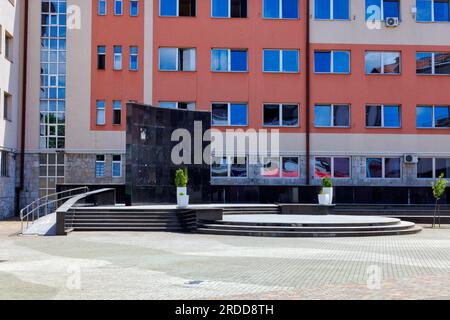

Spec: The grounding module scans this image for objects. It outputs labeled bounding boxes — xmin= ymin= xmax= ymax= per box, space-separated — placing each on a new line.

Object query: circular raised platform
xmin=197 ymin=214 xmax=422 ymax=238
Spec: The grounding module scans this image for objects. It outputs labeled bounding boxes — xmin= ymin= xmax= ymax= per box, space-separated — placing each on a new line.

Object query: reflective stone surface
xmin=126 ymin=103 xmax=211 ymax=205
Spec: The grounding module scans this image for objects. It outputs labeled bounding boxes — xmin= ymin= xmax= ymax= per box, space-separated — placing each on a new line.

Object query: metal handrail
xmin=20 ymin=186 xmax=89 ymax=234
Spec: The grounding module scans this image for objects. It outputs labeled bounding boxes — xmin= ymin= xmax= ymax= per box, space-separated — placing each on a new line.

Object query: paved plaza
xmin=0 ymin=220 xmax=449 ymax=300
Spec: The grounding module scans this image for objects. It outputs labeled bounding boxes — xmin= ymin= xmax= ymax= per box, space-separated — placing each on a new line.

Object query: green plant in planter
xmin=322 ymin=177 xmax=332 ymax=188
xmin=175 ymin=168 xmax=188 ymax=188
xmin=431 ymin=173 xmax=448 ymax=228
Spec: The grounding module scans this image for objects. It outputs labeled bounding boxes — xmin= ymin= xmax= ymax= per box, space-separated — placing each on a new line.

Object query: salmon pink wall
xmin=311 ymin=44 xmax=450 ymax=135
xmin=91 ymin=0 xmax=144 ymax=131
xmin=152 ymin=1 xmax=308 ymax=133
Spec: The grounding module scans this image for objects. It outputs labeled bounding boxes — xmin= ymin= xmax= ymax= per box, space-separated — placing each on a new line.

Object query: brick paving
xmin=0 ymin=221 xmax=448 ymax=300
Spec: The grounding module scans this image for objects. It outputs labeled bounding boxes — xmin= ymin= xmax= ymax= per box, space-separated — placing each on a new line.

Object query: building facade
xmin=0 ymin=0 xmax=23 ymax=218
xmin=2 ymin=0 xmax=450 ymax=216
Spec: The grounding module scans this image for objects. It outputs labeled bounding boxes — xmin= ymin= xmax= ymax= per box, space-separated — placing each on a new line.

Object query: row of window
xmin=97 ymin=46 xmax=139 ymax=71
xmin=156 ymin=0 xmax=450 ymax=23
xmin=95 ymin=155 xmax=123 ymax=178
xmin=98 ymin=0 xmax=140 ymax=16
xmin=96 ymin=100 xmax=124 ymax=126
xmin=211 ymin=156 xmax=450 ymax=179
xmin=158 ymin=48 xmax=450 ymax=75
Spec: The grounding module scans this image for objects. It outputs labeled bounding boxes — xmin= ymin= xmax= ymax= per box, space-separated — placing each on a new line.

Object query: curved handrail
xmin=20 ymin=187 xmax=89 ymax=234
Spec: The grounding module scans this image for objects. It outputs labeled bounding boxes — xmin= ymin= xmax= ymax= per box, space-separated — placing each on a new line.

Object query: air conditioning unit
xmin=404 ymin=154 xmax=419 ymax=164
xmin=386 ymin=17 xmax=400 ymax=27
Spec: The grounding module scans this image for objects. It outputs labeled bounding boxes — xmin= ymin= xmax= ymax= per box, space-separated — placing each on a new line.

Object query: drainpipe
xmin=305 ymin=0 xmax=311 ymax=185
xmin=16 ymin=0 xmax=29 ymax=214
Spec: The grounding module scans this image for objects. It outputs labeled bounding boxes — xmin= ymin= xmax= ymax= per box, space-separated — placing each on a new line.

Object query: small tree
xmin=322 ymin=177 xmax=332 ymax=188
xmin=175 ymin=168 xmax=188 ymax=188
xmin=431 ymin=173 xmax=448 ymax=228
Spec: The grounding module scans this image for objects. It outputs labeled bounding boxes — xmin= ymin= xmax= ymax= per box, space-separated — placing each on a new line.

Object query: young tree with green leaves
xmin=431 ymin=173 xmax=448 ymax=228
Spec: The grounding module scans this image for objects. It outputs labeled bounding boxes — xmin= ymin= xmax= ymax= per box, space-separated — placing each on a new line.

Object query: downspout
xmin=305 ymin=0 xmax=311 ymax=185
xmin=16 ymin=0 xmax=29 ymax=214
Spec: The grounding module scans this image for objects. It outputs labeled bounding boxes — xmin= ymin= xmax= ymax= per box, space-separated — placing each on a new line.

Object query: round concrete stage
xmin=197 ymin=214 xmax=422 ymax=238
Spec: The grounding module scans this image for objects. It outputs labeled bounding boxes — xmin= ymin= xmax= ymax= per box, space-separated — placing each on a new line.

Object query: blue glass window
xmin=212 ymin=0 xmax=229 ymax=17
xmin=212 ymin=103 xmax=248 ymax=126
xmin=383 ymin=105 xmax=401 ymax=127
xmin=263 ymin=104 xmax=298 ymax=127
xmin=264 ymin=0 xmax=298 ymax=19
xmin=159 ymin=48 xmax=177 ymax=70
xmin=314 ymin=105 xmax=332 ymax=127
xmin=416 ymin=106 xmax=433 ymax=127
xmin=417 ymin=0 xmax=432 ymax=21
xmin=130 ymin=0 xmax=139 ymax=16
xmin=434 ymin=0 xmax=450 ymax=21
xmin=230 ymin=104 xmax=248 ymax=126
xmin=263 ymin=49 xmax=299 ymax=72
xmin=315 ymin=51 xmax=350 ymax=73
xmin=98 ymin=0 xmax=107 ymax=15
xmin=315 ymin=0 xmax=349 ymax=19
xmin=211 ymin=49 xmax=247 ymax=72
xmin=96 ymin=155 xmax=105 ymax=178
xmin=160 ymin=0 xmax=177 ymax=16
xmin=366 ymin=158 xmax=383 ymax=178
xmin=130 ymin=46 xmax=138 ymax=71
xmin=96 ymin=101 xmax=106 ymax=125
xmin=383 ymin=0 xmax=400 ymax=19
xmin=366 ymin=105 xmax=400 ymax=127
xmin=114 ymin=0 xmax=123 ymax=15
xmin=112 ymin=155 xmax=122 ymax=177
xmin=114 ymin=46 xmax=122 ymax=70
xmin=435 ymin=106 xmax=450 ymax=127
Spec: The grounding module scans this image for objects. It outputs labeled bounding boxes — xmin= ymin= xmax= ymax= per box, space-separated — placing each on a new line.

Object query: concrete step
xmin=197 ymin=221 xmax=416 ymax=233
xmin=71 ymin=226 xmax=188 ymax=232
xmin=199 ymin=219 xmax=400 ymax=228
xmin=196 ymin=225 xmax=422 ymax=238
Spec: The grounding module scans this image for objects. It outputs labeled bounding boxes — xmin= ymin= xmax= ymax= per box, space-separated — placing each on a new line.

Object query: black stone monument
xmin=125 ymin=103 xmax=212 ymax=205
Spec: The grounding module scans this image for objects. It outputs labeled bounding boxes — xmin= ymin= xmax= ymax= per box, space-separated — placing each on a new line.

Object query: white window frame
xmin=211 ymin=0 xmax=247 ymax=18
xmin=211 ymin=102 xmax=248 ymax=127
xmin=314 ymin=156 xmax=352 ymax=179
xmin=417 ymin=157 xmax=450 ymax=179
xmin=315 ymin=0 xmax=350 ymax=20
xmin=417 ymin=105 xmax=450 ymax=128
xmin=366 ymin=104 xmax=401 ymax=128
xmin=366 ymin=157 xmax=402 ymax=179
xmin=211 ymin=156 xmax=248 ymax=178
xmin=159 ymin=47 xmax=196 ymax=71
xmin=365 ymin=51 xmax=401 ymax=75
xmin=314 ymin=104 xmax=350 ymax=128
xmin=114 ymin=0 xmax=123 ymax=15
xmin=417 ymin=52 xmax=450 ymax=75
xmin=130 ymin=0 xmax=139 ymax=16
xmin=262 ymin=103 xmax=299 ymax=127
xmin=112 ymin=155 xmax=122 ymax=178
xmin=260 ymin=156 xmax=300 ymax=178
xmin=98 ymin=0 xmax=107 ymax=15
xmin=263 ymin=0 xmax=299 ymax=19
xmin=113 ymin=46 xmax=122 ymax=70
xmin=130 ymin=46 xmax=139 ymax=71
xmin=423 ymin=0 xmax=450 ymax=22
xmin=211 ymin=48 xmax=248 ymax=72
xmin=96 ymin=100 xmax=106 ymax=126
xmin=314 ymin=50 xmax=350 ymax=74
xmin=96 ymin=155 xmax=106 ymax=178
xmin=263 ymin=49 xmax=300 ymax=73
xmin=159 ymin=0 xmax=196 ymax=17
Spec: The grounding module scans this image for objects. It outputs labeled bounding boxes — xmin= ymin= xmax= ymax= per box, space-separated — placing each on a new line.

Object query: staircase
xmin=222 ymin=205 xmax=281 ymax=215
xmin=65 ymin=207 xmax=197 ymax=232
xmin=197 ymin=216 xmax=422 ymax=237
xmin=334 ymin=204 xmax=450 ymax=224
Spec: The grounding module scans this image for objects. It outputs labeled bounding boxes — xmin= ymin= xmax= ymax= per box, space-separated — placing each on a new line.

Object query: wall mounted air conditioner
xmin=385 ymin=17 xmax=400 ymax=27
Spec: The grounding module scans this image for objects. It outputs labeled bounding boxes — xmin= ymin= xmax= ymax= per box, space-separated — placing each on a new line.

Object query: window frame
xmin=159 ymin=47 xmax=197 ymax=71
xmin=416 ymin=105 xmax=450 ymax=129
xmin=260 ymin=156 xmax=300 ymax=178
xmin=211 ymin=48 xmax=248 ymax=72
xmin=365 ymin=51 xmax=401 ymax=75
xmin=96 ymin=100 xmax=106 ymax=126
xmin=113 ymin=45 xmax=123 ymax=70
xmin=366 ymin=157 xmax=402 ymax=179
xmin=314 ymin=156 xmax=352 ymax=179
xmin=263 ymin=49 xmax=300 ymax=73
xmin=365 ymin=104 xmax=401 ymax=128
xmin=262 ymin=103 xmax=300 ymax=127
xmin=98 ymin=0 xmax=107 ymax=15
xmin=262 ymin=0 xmax=300 ymax=20
xmin=159 ymin=0 xmax=197 ymax=17
xmin=211 ymin=0 xmax=248 ymax=18
xmin=211 ymin=156 xmax=248 ymax=178
xmin=112 ymin=155 xmax=122 ymax=178
xmin=211 ymin=102 xmax=249 ymax=127
xmin=416 ymin=52 xmax=450 ymax=75
xmin=314 ymin=50 xmax=351 ymax=74
xmin=114 ymin=0 xmax=123 ymax=15
xmin=129 ymin=46 xmax=139 ymax=71
xmin=314 ymin=0 xmax=350 ymax=20
xmin=314 ymin=104 xmax=350 ymax=128
xmin=417 ymin=0 xmax=450 ymax=22
xmin=130 ymin=0 xmax=139 ymax=16
xmin=0 ymin=151 xmax=10 ymax=178
xmin=95 ymin=155 xmax=106 ymax=178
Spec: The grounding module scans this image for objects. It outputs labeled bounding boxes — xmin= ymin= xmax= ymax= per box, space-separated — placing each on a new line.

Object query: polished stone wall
xmin=126 ymin=104 xmax=212 ymax=205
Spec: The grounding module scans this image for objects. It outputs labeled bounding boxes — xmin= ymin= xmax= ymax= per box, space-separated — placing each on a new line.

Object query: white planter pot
xmin=177 ymin=195 xmax=190 ymax=208
xmin=177 ymin=187 xmax=187 ymax=202
xmin=318 ymin=194 xmax=330 ymax=206
xmin=322 ymin=187 xmax=333 ymax=205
